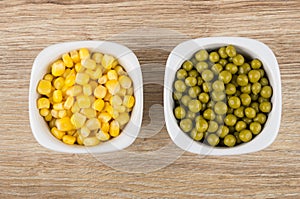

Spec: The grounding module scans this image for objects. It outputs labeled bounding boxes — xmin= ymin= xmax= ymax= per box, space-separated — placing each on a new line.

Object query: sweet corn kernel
xmin=64 ymin=70 xmax=76 ymax=87
xmin=96 ymin=130 xmax=110 ymax=141
xmin=75 ymin=73 xmax=90 ymax=85
xmin=81 ymin=58 xmax=96 ymax=70
xmin=105 ymin=80 xmax=120 ymax=95
xmin=53 ymin=90 xmax=63 ymax=103
xmin=77 ymin=95 xmax=91 ymax=108
xmin=64 ymin=96 xmax=74 ymax=109
xmin=80 ymin=126 xmax=90 ymax=137
xmin=101 ymin=54 xmax=115 ymax=70
xmin=53 ymin=77 xmax=65 ymax=90
xmin=98 ymin=112 xmax=112 ymax=123
xmin=37 ymin=80 xmax=52 ymax=95
xmin=75 ymin=62 xmax=84 ymax=73
xmin=49 ymin=119 xmax=56 ymax=128
xmin=62 ymin=135 xmax=76 ymax=145
xmin=62 ymin=53 xmax=73 ymax=68
xmin=94 ymin=85 xmax=107 ymax=99
xmin=51 ymin=109 xmax=59 ymax=118
xmin=127 ymin=87 xmax=134 ymax=96
xmin=51 ymin=127 xmax=65 ymax=140
xmin=80 ymin=108 xmax=97 ymax=119
xmin=63 ymin=68 xmax=71 ymax=78
xmin=93 ymin=99 xmax=105 ymax=112
xmin=110 ymin=95 xmax=122 ymax=106
xmin=58 ymin=110 xmax=67 ymax=118
xmin=83 ymin=84 xmax=92 ymax=96
xmin=77 ymin=134 xmax=84 ymax=145
xmin=114 ymin=105 xmax=126 ymax=113
xmin=117 ymin=88 xmax=127 ymax=97
xmin=100 ymin=122 xmax=110 ymax=133
xmin=114 ymin=65 xmax=127 ymax=76
xmin=53 ymin=102 xmax=64 ymax=110
xmin=107 ymin=70 xmax=118 ymax=80
xmin=104 ymin=92 xmax=112 ymax=102
xmin=73 ymin=131 xmax=79 ymax=137
xmin=44 ymin=73 xmax=54 ymax=81
xmin=67 ymin=130 xmax=76 ymax=136
xmin=70 ymin=50 xmax=80 ymax=63
xmin=109 ymin=120 xmax=120 ymax=137
xmin=119 ymin=75 xmax=132 ymax=89
xmin=45 ymin=112 xmax=52 ymax=121
xmin=66 ymin=85 xmax=82 ymax=97
xmin=37 ymin=97 xmax=50 ymax=109
xmin=40 ymin=108 xmax=50 ymax=117
xmin=83 ymin=137 xmax=100 ymax=146
xmin=79 ymin=48 xmax=90 ymax=60
xmin=71 ymin=102 xmax=80 ymax=113
xmin=116 ymin=112 xmax=130 ymax=126
xmin=123 ymin=95 xmax=135 ymax=108
xmin=89 ymin=95 xmax=96 ymax=104
xmin=61 ymin=85 xmax=69 ymax=95
xmin=88 ymin=67 xmax=102 ymax=80
xmin=51 ymin=60 xmax=65 ymax=77
xmin=86 ymin=118 xmax=100 ymax=130
xmin=89 ymin=81 xmax=98 ymax=91
xmin=66 ymin=109 xmax=73 ymax=117
xmin=56 ymin=117 xmax=74 ymax=131
xmin=71 ymin=112 xmax=86 ymax=129
xmin=92 ymin=52 xmax=103 ymax=64
xmin=112 ymin=59 xmax=119 ymax=68
xmin=98 ymin=75 xmax=107 ymax=84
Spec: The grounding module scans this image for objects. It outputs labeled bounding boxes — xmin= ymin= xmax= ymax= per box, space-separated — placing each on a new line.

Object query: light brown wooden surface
xmin=1 ymin=0 xmax=300 ymax=198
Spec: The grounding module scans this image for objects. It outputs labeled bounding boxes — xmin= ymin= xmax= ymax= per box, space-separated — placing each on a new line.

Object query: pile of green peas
xmin=173 ymin=45 xmax=273 ymax=147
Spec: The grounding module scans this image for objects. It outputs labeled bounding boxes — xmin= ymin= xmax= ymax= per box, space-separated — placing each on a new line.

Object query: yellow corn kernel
xmin=71 ymin=102 xmax=80 ymax=113
xmin=66 ymin=109 xmax=73 ymax=117
xmin=117 ymin=88 xmax=127 ymax=97
xmin=62 ymin=53 xmax=73 ymax=68
xmin=114 ymin=105 xmax=126 ymax=113
xmin=53 ymin=102 xmax=64 ymax=110
xmin=62 ymin=135 xmax=76 ymax=145
xmin=94 ymin=85 xmax=107 ymax=99
xmin=116 ymin=112 xmax=130 ymax=126
xmin=105 ymin=104 xmax=118 ymax=119
xmin=56 ymin=117 xmax=74 ymax=131
xmin=96 ymin=130 xmax=110 ymax=141
xmin=103 ymin=102 xmax=112 ymax=112
xmin=64 ymin=70 xmax=76 ymax=87
xmin=104 ymin=92 xmax=112 ymax=102
xmin=75 ymin=62 xmax=84 ymax=73
xmin=88 ymin=67 xmax=102 ymax=80
xmin=51 ymin=109 xmax=59 ymax=118
xmin=127 ymin=87 xmax=134 ymax=96
xmin=73 ymin=131 xmax=79 ymax=137
xmin=70 ymin=50 xmax=80 ymax=63
xmin=37 ymin=97 xmax=50 ymax=109
xmin=89 ymin=95 xmax=96 ymax=104
xmin=40 ymin=108 xmax=50 ymax=117
xmin=105 ymin=80 xmax=120 ymax=95
xmin=51 ymin=127 xmax=65 ymax=140
xmin=110 ymin=95 xmax=122 ymax=106
xmin=51 ymin=60 xmax=65 ymax=77
xmin=58 ymin=110 xmax=67 ymax=118
xmin=80 ymin=125 xmax=90 ymax=137
xmin=37 ymin=80 xmax=52 ymax=95
xmin=71 ymin=112 xmax=86 ymax=129
xmin=77 ymin=95 xmax=91 ymax=108
xmin=86 ymin=118 xmax=100 ymax=130
xmin=109 ymin=120 xmax=120 ymax=137
xmin=92 ymin=99 xmax=105 ymax=112
xmin=100 ymin=122 xmax=110 ymax=133
xmin=44 ymin=73 xmax=54 ymax=81
xmin=114 ymin=65 xmax=127 ymax=76
xmin=81 ymin=58 xmax=96 ymax=70
xmin=92 ymin=52 xmax=103 ymax=64
xmin=123 ymin=95 xmax=135 ymax=108
xmin=67 ymin=130 xmax=76 ymax=136
xmin=53 ymin=77 xmax=65 ymax=90
xmin=53 ymin=90 xmax=63 ymax=103
xmin=107 ymin=70 xmax=118 ymax=80
xmin=83 ymin=84 xmax=92 ymax=96
xmin=61 ymin=85 xmax=69 ymax=95
xmin=49 ymin=119 xmax=56 ymax=128
xmin=77 ymin=134 xmax=84 ymax=145
xmin=119 ymin=75 xmax=132 ymax=89
xmin=45 ymin=112 xmax=52 ymax=121
xmin=75 ymin=73 xmax=90 ymax=85
xmin=98 ymin=75 xmax=107 ymax=84
xmin=79 ymin=48 xmax=90 ymax=60
xmin=83 ymin=137 xmax=100 ymax=146
xmin=48 ymin=96 xmax=54 ymax=104
xmin=89 ymin=81 xmax=98 ymax=91
xmin=80 ymin=108 xmax=97 ymax=119
xmin=112 ymin=59 xmax=119 ymax=68
xmin=64 ymin=96 xmax=74 ymax=109
xmin=62 ymin=68 xmax=71 ymax=78
xmin=98 ymin=112 xmax=112 ymax=123
xmin=101 ymin=54 xmax=115 ymax=70
xmin=66 ymin=85 xmax=82 ymax=97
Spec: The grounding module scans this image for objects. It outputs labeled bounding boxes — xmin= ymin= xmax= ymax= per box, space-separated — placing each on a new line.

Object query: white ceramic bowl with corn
xmin=29 ymin=41 xmax=143 ymax=153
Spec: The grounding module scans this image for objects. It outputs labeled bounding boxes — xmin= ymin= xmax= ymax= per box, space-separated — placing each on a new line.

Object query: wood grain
xmin=0 ymin=0 xmax=300 ymax=198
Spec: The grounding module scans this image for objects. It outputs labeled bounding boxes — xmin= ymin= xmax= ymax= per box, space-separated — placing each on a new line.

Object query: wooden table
xmin=1 ymin=0 xmax=299 ymax=198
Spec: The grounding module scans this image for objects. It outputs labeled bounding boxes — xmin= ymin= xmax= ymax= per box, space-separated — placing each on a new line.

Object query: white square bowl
xmin=164 ymin=37 xmax=281 ymax=155
xmin=29 ymin=41 xmax=143 ymax=153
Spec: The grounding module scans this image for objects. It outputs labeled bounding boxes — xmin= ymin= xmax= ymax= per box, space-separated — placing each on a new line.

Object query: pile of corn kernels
xmin=37 ymin=48 xmax=135 ymax=146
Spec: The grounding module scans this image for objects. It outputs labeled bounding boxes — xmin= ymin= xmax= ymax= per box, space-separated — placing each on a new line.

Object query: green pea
xmin=203 ymin=109 xmax=216 ymax=120
xmin=197 ymin=76 xmax=204 ymax=86
xmin=228 ymin=96 xmax=241 ymax=109
xmin=253 ymin=113 xmax=267 ymax=124
xmin=237 ymin=74 xmax=249 ymax=86
xmin=182 ymin=60 xmax=193 ymax=71
xmin=217 ymin=125 xmax=229 ymax=138
xmin=188 ymin=69 xmax=199 ymax=77
xmin=219 ymin=58 xmax=228 ymax=66
xmin=219 ymin=70 xmax=232 ymax=84
xmin=234 ymin=131 xmax=242 ymax=144
xmin=251 ymin=93 xmax=259 ymax=101
xmin=202 ymin=82 xmax=212 ymax=92
xmin=227 ymin=107 xmax=234 ymax=114
xmin=211 ymin=63 xmax=223 ymax=75
xmin=188 ymin=99 xmax=202 ymax=113
xmin=258 ymin=96 xmax=268 ymax=103
xmin=215 ymin=114 xmax=225 ymax=124
xmin=260 ymin=77 xmax=269 ymax=86
xmin=224 ymin=114 xmax=237 ymax=126
xmin=195 ymin=49 xmax=209 ymax=61
xmin=174 ymin=106 xmax=186 ymax=119
xmin=225 ymin=83 xmax=236 ymax=95
xmin=207 ymin=101 xmax=215 ymax=109
xmin=249 ymin=122 xmax=262 ymax=135
xmin=174 ymin=80 xmax=186 ymax=92
xmin=239 ymin=129 xmax=253 ymax=142
xmin=218 ymin=47 xmax=228 ymax=59
xmin=206 ymin=133 xmax=220 ymax=146
xmin=209 ymin=52 xmax=220 ymax=63
xmin=225 ymin=63 xmax=238 ymax=74
xmin=190 ymin=128 xmax=204 ymax=141
xmin=240 ymin=93 xmax=251 ymax=106
xmin=251 ymin=59 xmax=262 ymax=69
xmin=225 ymin=45 xmax=237 ymax=58
xmin=207 ymin=121 xmax=219 ymax=133
xmin=260 ymin=86 xmax=272 ymax=98
xmin=180 ymin=118 xmax=193 ymax=133
xmin=248 ymin=70 xmax=261 ymax=83
xmin=186 ymin=111 xmax=196 ymax=120
xmin=239 ymin=63 xmax=251 ymax=75
xmin=259 ymin=101 xmax=272 ymax=113
xmin=250 ymin=102 xmax=260 ymax=113
xmin=251 ymin=82 xmax=262 ymax=95
xmin=198 ymin=92 xmax=210 ymax=103
xmin=245 ymin=107 xmax=256 ymax=119
xmin=234 ymin=106 xmax=245 ymax=118
xmin=195 ymin=118 xmax=209 ymax=133
xmin=224 ymin=134 xmax=236 ymax=147
xmin=243 ymin=117 xmax=253 ymax=125
xmin=212 ymin=80 xmax=225 ymax=92
xmin=180 ymin=95 xmax=191 ymax=106
xmin=173 ymin=91 xmax=182 ymax=100
xmin=214 ymin=101 xmax=228 ymax=115
xmin=211 ymin=90 xmax=226 ymax=101
xmin=235 ymin=121 xmax=247 ymax=132
xmin=188 ymin=86 xmax=201 ymax=98
xmin=232 ymin=54 xmax=245 ymax=66
xmin=201 ymin=69 xmax=214 ymax=82
xmin=185 ymin=76 xmax=197 ymax=87
xmin=176 ymin=69 xmax=188 ymax=79
xmin=195 ymin=61 xmax=209 ymax=73
xmin=258 ymin=69 xmax=265 ymax=77
xmin=241 ymin=84 xmax=251 ymax=94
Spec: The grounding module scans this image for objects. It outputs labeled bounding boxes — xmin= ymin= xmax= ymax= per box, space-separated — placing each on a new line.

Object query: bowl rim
xmin=164 ymin=37 xmax=282 ymax=155
xmin=29 ymin=40 xmax=143 ymax=153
